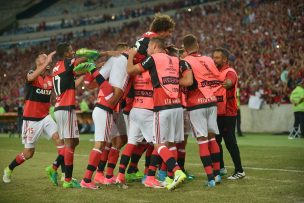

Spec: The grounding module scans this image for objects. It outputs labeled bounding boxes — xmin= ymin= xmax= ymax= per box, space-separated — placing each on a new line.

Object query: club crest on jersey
xmin=47 ymin=81 xmax=52 ymax=87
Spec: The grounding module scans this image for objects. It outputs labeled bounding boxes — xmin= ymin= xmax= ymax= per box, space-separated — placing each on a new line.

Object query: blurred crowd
xmin=0 ymin=0 xmax=303 ymax=113
xmin=2 ymin=0 xmax=209 ymax=36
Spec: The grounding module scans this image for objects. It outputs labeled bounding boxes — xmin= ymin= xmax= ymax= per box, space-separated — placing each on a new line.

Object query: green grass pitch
xmin=0 ymin=133 xmax=303 ymax=203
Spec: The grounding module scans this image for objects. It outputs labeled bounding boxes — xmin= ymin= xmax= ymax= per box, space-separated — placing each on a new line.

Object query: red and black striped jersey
xmin=52 ymin=58 xmax=76 ymax=111
xmin=23 ymin=74 xmax=53 ymax=121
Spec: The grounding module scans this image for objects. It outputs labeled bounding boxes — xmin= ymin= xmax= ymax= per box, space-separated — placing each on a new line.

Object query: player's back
xmin=52 ymin=58 xmax=76 ymax=111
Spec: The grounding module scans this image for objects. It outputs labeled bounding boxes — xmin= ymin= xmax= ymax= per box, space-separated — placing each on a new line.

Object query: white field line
xmin=1 ymin=149 xmax=304 ymax=174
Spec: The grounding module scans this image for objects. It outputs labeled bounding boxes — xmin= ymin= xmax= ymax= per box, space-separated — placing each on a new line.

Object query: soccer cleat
xmin=60 ymin=173 xmax=65 ymax=182
xmin=76 ymin=48 xmax=100 ymax=61
xmin=116 ymin=173 xmax=126 ymax=184
xmin=73 ymin=62 xmax=96 ymax=73
xmin=144 ymin=176 xmax=164 ymax=189
xmin=3 ymin=167 xmax=12 ymax=183
xmin=207 ymin=180 xmax=216 ymax=188
xmin=103 ymin=176 xmax=117 ymax=185
xmin=94 ymin=172 xmax=105 ymax=184
xmin=184 ymin=171 xmax=195 ymax=180
xmin=160 ymin=176 xmax=173 ymax=187
xmin=227 ymin=171 xmax=246 ymax=180
xmin=63 ymin=179 xmax=81 ymax=189
xmin=166 ymin=170 xmax=186 ymax=190
xmin=80 ymin=179 xmax=99 ymax=190
xmin=157 ymin=169 xmax=167 ymax=182
xmin=45 ymin=166 xmax=58 ymax=186
xmin=215 ymin=175 xmax=222 ymax=183
xmin=125 ymin=173 xmax=137 ymax=182
xmin=220 ymin=168 xmax=227 ymax=176
xmin=141 ymin=175 xmax=147 ymax=184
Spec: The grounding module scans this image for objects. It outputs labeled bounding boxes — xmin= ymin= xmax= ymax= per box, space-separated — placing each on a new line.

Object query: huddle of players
xmin=2 ymin=14 xmax=245 ymax=190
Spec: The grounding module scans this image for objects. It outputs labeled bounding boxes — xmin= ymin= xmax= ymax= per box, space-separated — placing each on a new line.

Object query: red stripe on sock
xmin=199 ymin=142 xmax=213 ymax=176
xmin=106 ymin=147 xmax=120 ymax=177
xmin=209 ymin=139 xmax=220 ymax=171
xmin=64 ymin=147 xmax=74 ymax=166
xmin=16 ymin=153 xmax=26 ymax=164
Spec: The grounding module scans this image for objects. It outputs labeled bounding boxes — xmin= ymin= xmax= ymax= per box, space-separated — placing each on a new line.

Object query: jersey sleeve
xmin=180 ymin=60 xmax=192 ymax=75
xmin=99 ymin=57 xmax=113 ymax=80
xmin=226 ymin=71 xmax=237 ymax=86
xmin=140 ymin=56 xmax=155 ymax=71
xmin=109 ymin=55 xmax=129 ymax=91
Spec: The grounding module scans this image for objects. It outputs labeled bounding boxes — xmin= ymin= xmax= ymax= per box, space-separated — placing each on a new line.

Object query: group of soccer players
xmin=2 ymin=14 xmax=245 ymax=190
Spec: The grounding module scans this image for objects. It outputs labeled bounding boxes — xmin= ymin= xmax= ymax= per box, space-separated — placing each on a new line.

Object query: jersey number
xmin=53 ymin=75 xmax=61 ymax=95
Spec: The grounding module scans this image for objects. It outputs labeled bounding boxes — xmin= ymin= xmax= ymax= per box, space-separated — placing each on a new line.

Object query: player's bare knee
xmin=208 ymin=133 xmax=216 ymax=139
xmin=197 ymin=136 xmax=208 ymax=142
xmin=94 ymin=141 xmax=105 ymax=150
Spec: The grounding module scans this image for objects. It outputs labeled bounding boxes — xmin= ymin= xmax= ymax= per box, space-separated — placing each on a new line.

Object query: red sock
xmin=198 ymin=140 xmax=214 ymax=181
xmin=144 ymin=144 xmax=154 ymax=175
xmin=169 ymin=146 xmax=178 ymax=160
xmin=105 ymin=147 xmax=120 ymax=178
xmin=97 ymin=146 xmax=110 ymax=172
xmin=119 ymin=144 xmax=136 ymax=174
xmin=64 ymin=147 xmax=75 ymax=182
xmin=127 ymin=143 xmax=146 ymax=173
xmin=160 ymin=161 xmax=167 ymax=171
xmin=52 ymin=145 xmax=65 ymax=170
xmin=176 ymin=142 xmax=186 ymax=171
xmin=16 ymin=153 xmax=26 ymax=164
xmin=8 ymin=153 xmax=26 ymax=170
xmin=157 ymin=145 xmax=180 ymax=173
xmin=83 ymin=148 xmax=102 ymax=182
xmin=147 ymin=149 xmax=161 ymax=177
xmin=208 ymin=138 xmax=220 ymax=176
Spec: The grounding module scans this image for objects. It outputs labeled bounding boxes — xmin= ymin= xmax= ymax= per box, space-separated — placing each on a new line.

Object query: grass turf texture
xmin=0 ymin=133 xmax=303 ymax=203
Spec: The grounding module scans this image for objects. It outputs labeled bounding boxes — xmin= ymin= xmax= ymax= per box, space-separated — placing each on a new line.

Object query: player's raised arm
xmin=127 ymin=48 xmax=143 ymax=75
xmin=27 ymin=51 xmax=56 ymax=82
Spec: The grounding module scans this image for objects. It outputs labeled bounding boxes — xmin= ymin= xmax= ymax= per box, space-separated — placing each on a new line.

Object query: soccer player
xmin=212 ymin=47 xmax=245 ymax=180
xmin=2 ymin=51 xmax=64 ymax=186
xmin=126 ymin=37 xmax=186 ymax=190
xmin=52 ymin=43 xmax=85 ymax=188
xmin=179 ymin=34 xmax=222 ymax=187
xmin=76 ymin=46 xmax=130 ymax=189
xmin=115 ymin=14 xmax=177 ymax=186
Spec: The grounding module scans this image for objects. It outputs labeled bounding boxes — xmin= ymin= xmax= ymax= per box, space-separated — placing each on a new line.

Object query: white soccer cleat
xmin=227 ymin=171 xmax=246 ymax=180
xmin=3 ymin=167 xmax=12 ymax=183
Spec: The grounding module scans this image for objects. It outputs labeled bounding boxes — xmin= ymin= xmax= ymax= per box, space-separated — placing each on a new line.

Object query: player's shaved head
xmin=115 ymin=42 xmax=129 ymax=51
xmin=150 ymin=14 xmax=175 ymax=33
xmin=183 ymin=34 xmax=199 ymax=52
xmin=56 ymin=43 xmax=71 ymax=58
xmin=150 ymin=37 xmax=166 ymax=50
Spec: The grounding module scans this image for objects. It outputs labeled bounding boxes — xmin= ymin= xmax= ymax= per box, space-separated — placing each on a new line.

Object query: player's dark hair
xmin=150 ymin=37 xmax=166 ymax=50
xmin=56 ymin=43 xmax=70 ymax=58
xmin=183 ymin=34 xmax=198 ymax=51
xmin=213 ymin=47 xmax=230 ymax=59
xmin=115 ymin=42 xmax=129 ymax=51
xmin=150 ymin=14 xmax=175 ymax=33
xmin=166 ymin=45 xmax=179 ymax=57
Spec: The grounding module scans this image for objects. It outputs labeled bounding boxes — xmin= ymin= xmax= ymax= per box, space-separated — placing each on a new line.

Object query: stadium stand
xmin=0 ymin=0 xmax=303 ymax=117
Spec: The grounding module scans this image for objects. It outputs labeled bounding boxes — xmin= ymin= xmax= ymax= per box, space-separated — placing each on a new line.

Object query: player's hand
xmin=128 ymin=48 xmax=137 ymax=57
xmin=45 ymin=51 xmax=56 ymax=64
xmin=76 ymin=48 xmax=100 ymax=61
xmin=73 ymin=62 xmax=96 ymax=74
xmin=223 ymin=79 xmax=233 ymax=89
